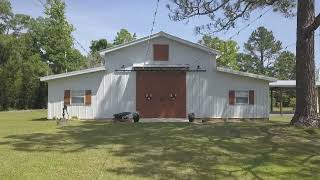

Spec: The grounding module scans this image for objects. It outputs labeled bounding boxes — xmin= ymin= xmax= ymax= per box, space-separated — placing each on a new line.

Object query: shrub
xmin=289 ymin=97 xmax=296 ymax=108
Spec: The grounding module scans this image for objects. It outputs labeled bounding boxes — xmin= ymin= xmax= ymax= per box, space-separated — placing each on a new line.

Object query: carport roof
xmin=270 ymin=80 xmax=320 ymax=88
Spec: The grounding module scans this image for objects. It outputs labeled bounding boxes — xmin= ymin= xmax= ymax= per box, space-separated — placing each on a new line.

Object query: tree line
xmin=0 ymin=0 xmax=83 ymax=110
xmin=0 ymin=0 xmax=136 ymax=111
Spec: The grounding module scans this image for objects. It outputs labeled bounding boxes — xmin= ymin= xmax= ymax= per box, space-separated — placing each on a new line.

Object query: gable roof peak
xmin=98 ymin=31 xmax=219 ymax=55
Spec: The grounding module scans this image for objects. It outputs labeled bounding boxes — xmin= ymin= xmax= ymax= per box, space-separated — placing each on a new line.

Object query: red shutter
xmin=229 ymin=90 xmax=235 ymax=105
xmin=85 ymin=90 xmax=92 ymax=105
xmin=153 ymin=44 xmax=169 ymax=61
xmin=64 ymin=90 xmax=70 ymax=105
xmin=249 ymin=90 xmax=254 ymax=105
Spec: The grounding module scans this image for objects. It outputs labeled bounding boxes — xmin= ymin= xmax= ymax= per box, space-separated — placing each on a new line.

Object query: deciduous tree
xmin=0 ymin=0 xmax=12 ymax=34
xmin=113 ymin=29 xmax=136 ymax=45
xmin=0 ymin=0 xmax=83 ymax=111
xmin=90 ymin=39 xmax=112 ymax=53
xmin=199 ymin=35 xmax=239 ymax=70
xmin=36 ymin=0 xmax=84 ymax=74
xmin=273 ymin=51 xmax=296 ymax=80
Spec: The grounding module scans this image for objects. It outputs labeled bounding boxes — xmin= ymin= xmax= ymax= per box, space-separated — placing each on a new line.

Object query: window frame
xmin=70 ymin=90 xmax=86 ymax=106
xmin=235 ymin=90 xmax=250 ymax=105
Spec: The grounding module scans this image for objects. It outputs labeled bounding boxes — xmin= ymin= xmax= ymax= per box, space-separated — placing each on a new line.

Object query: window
xmin=235 ymin=90 xmax=249 ymax=104
xmin=153 ymin=44 xmax=169 ymax=61
xmin=64 ymin=90 xmax=92 ymax=106
xmin=71 ymin=90 xmax=85 ymax=105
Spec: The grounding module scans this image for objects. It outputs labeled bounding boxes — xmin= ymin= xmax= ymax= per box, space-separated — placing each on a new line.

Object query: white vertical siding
xmin=47 ymin=71 xmax=136 ymax=119
xmin=47 ymin=71 xmax=104 ymax=119
xmin=187 ymin=69 xmax=270 ymax=118
xmin=95 ymin=71 xmax=136 ymax=119
xmin=47 ymin=35 xmax=270 ymax=119
xmin=105 ymin=36 xmax=213 ymax=72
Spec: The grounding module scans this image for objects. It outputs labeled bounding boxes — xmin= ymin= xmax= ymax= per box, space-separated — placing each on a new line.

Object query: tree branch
xmin=306 ymin=13 xmax=320 ymax=35
xmin=211 ymin=2 xmax=254 ymax=33
xmin=170 ymin=0 xmax=232 ymax=20
xmin=265 ymin=0 xmax=279 ymax=5
xmin=168 ymin=0 xmax=294 ymax=34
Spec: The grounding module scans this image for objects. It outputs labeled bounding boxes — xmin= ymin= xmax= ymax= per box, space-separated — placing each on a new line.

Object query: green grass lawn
xmin=0 ymin=110 xmax=319 ymax=180
xmin=272 ymin=107 xmax=295 ymax=113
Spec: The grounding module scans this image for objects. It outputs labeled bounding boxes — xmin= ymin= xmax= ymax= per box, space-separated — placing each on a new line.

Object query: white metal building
xmin=40 ymin=32 xmax=276 ymax=119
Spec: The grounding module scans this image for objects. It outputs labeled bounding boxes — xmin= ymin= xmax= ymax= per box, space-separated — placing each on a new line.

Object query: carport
xmin=269 ymin=80 xmax=320 ymax=115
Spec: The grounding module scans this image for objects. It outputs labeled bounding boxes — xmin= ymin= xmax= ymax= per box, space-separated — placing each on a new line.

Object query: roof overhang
xmin=99 ymin=31 xmax=219 ymax=56
xmin=217 ymin=67 xmax=277 ymax=82
xmin=40 ymin=66 xmax=106 ymax=82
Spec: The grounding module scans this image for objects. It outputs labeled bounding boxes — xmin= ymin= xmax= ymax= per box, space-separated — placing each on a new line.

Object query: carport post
xmin=280 ymin=88 xmax=283 ymax=116
xmin=270 ymin=88 xmax=273 ymax=113
xmin=318 ymin=87 xmax=320 ymax=114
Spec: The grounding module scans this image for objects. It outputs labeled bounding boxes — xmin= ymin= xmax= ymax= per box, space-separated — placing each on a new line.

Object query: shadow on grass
xmin=2 ymin=121 xmax=320 ymax=179
xmin=30 ymin=118 xmax=49 ymax=121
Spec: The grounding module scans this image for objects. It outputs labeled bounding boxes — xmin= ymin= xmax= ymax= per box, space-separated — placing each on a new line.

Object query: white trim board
xmin=40 ymin=66 xmax=106 ymax=82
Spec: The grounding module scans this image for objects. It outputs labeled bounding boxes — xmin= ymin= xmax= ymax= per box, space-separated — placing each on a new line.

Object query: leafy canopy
xmin=0 ymin=0 xmax=12 ymax=34
xmin=89 ymin=39 xmax=112 ymax=53
xmin=37 ymin=0 xmax=85 ymax=74
xmin=0 ymin=0 xmax=85 ymax=110
xmin=273 ymin=51 xmax=296 ymax=80
xmin=113 ymin=29 xmax=137 ymax=45
xmin=86 ymin=29 xmax=137 ymax=68
xmin=199 ymin=35 xmax=239 ymax=70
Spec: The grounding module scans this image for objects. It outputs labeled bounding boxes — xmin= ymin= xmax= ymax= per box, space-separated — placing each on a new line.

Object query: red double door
xmin=136 ymin=71 xmax=186 ymax=118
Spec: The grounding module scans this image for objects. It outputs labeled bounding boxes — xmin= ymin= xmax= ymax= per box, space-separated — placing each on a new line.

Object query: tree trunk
xmin=291 ymin=0 xmax=320 ymax=127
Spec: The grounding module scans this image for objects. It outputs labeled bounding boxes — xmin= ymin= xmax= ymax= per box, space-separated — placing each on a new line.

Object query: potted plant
xmin=188 ymin=113 xmax=195 ymax=122
xmin=133 ymin=112 xmax=140 ymax=123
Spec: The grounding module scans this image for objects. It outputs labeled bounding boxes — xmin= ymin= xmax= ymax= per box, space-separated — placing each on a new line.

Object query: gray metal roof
xmin=216 ymin=67 xmax=277 ymax=82
xmin=269 ymin=80 xmax=320 ymax=87
xmin=99 ymin=31 xmax=219 ymax=56
xmin=40 ymin=66 xmax=106 ymax=81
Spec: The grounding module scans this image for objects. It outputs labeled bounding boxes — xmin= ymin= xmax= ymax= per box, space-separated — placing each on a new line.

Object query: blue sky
xmin=11 ymin=0 xmax=320 ymax=64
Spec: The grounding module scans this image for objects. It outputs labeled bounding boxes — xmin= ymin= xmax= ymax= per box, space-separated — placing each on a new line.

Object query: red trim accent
xmin=64 ymin=90 xmax=70 ymax=105
xmin=153 ymin=44 xmax=169 ymax=61
xmin=85 ymin=90 xmax=92 ymax=105
xmin=249 ymin=90 xmax=254 ymax=105
xmin=229 ymin=90 xmax=235 ymax=105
